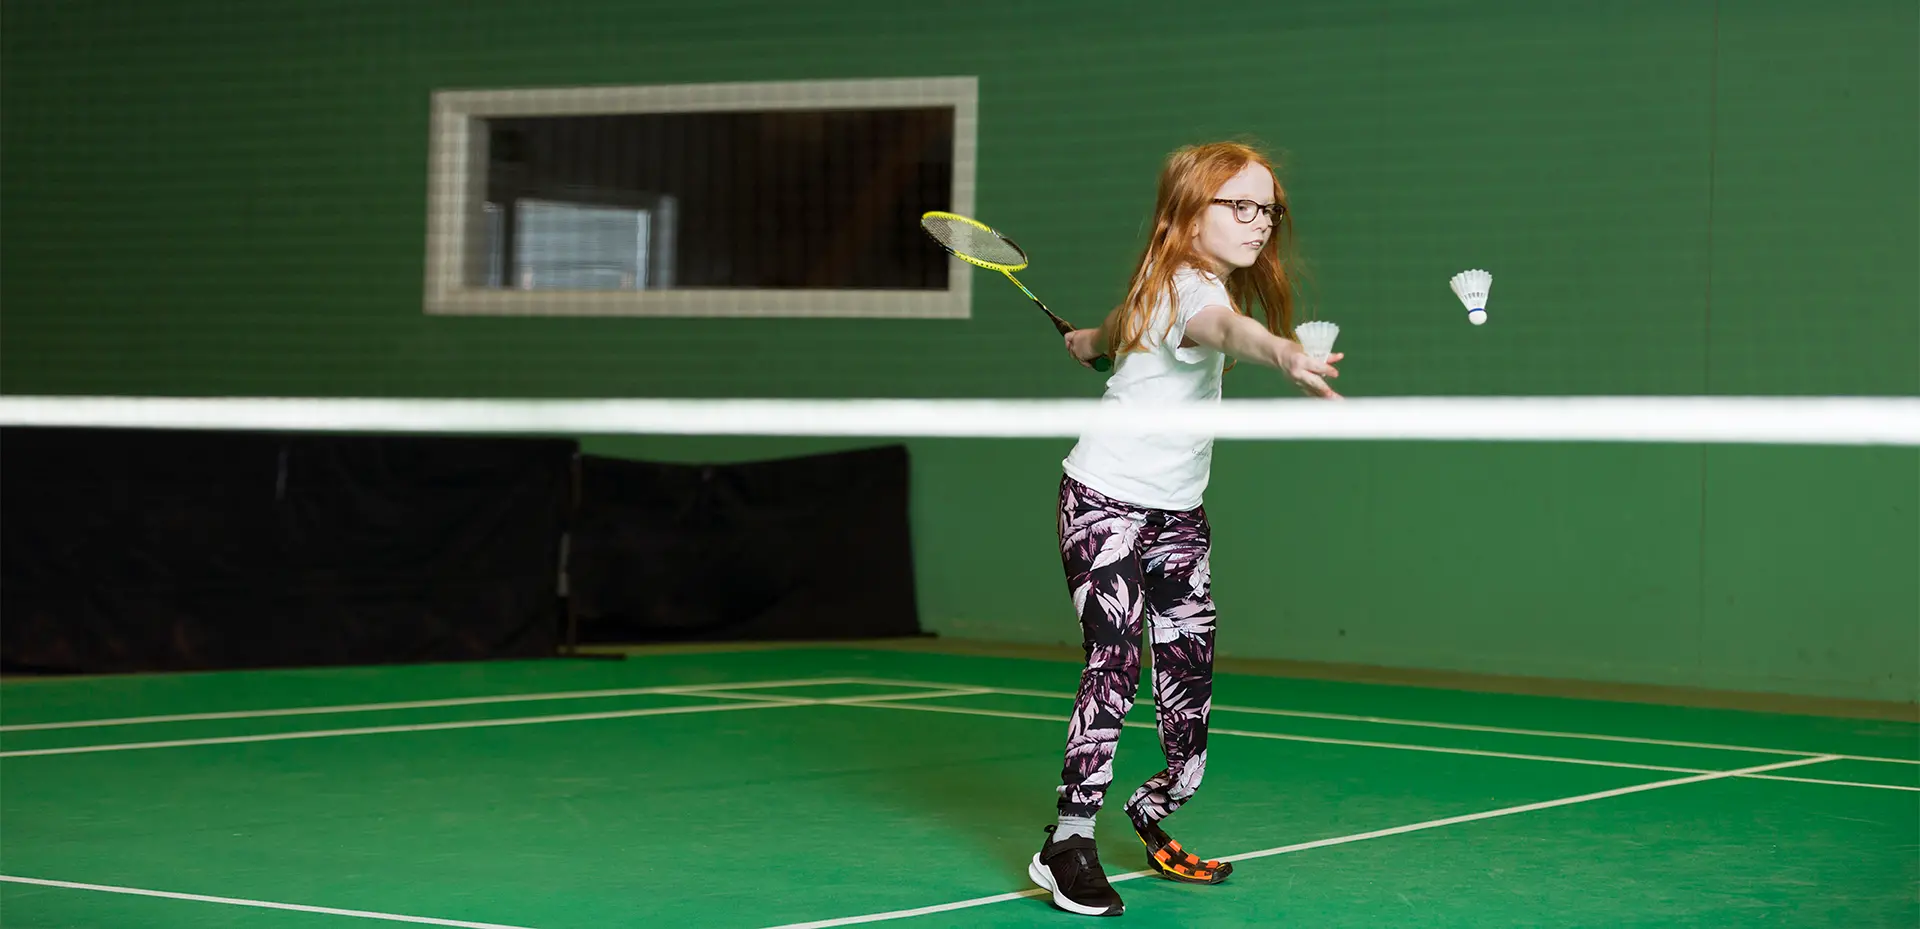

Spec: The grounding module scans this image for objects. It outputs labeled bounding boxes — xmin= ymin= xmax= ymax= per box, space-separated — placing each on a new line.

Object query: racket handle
xmin=1006 ymin=271 xmax=1108 ymax=373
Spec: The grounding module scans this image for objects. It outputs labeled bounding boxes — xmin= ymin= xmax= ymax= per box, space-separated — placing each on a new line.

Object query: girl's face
xmin=1191 ymin=161 xmax=1277 ymax=271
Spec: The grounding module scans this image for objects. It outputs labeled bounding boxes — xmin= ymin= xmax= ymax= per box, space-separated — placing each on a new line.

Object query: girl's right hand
xmin=1064 ymin=329 xmax=1105 ymax=368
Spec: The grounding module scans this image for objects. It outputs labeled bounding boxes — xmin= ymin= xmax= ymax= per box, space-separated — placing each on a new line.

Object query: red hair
xmin=1106 ymin=142 xmax=1296 ymax=359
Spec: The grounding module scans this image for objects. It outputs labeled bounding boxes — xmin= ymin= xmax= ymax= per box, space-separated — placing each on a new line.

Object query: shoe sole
xmin=1028 ymin=853 xmax=1124 ymax=917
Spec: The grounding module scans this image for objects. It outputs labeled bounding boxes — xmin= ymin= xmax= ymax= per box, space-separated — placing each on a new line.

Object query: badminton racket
xmin=920 ymin=211 xmax=1112 ymax=373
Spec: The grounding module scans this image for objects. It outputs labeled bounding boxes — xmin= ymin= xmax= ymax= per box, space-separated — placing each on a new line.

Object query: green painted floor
xmin=2 ymin=648 xmax=1915 ymax=928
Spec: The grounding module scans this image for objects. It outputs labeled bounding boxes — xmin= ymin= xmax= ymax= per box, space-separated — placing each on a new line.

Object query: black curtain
xmin=1 ymin=427 xmax=574 ymax=673
xmin=567 ymin=444 xmax=920 ymax=643
xmin=1 ymin=430 xmax=923 ymax=674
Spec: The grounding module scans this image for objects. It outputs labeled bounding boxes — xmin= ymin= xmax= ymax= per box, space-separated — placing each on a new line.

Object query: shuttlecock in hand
xmin=1295 ymin=320 xmax=1340 ymax=362
xmin=1449 ymin=269 xmax=1492 ymax=325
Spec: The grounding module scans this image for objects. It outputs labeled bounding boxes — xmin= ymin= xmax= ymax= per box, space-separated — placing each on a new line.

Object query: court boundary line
xmin=842 ymin=676 xmax=1920 ymax=766
xmin=2 ymin=755 xmax=1847 ymax=929
xmin=9 ymin=673 xmax=1908 ymax=767
xmin=0 ymin=677 xmax=862 ymax=732
xmin=752 ymin=754 xmax=1843 ymax=929
xmin=0 ymin=688 xmax=986 ymax=759
xmin=838 ymin=699 xmax=1915 ymax=792
xmin=8 ymin=688 xmax=1904 ymax=791
xmin=4 ymin=679 xmax=1911 ymax=792
xmin=0 ymin=875 xmax=543 ymax=929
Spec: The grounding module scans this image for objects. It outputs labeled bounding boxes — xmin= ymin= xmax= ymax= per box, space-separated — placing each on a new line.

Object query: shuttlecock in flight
xmin=1449 ymin=269 xmax=1492 ymax=325
xmin=1295 ymin=321 xmax=1340 ymax=362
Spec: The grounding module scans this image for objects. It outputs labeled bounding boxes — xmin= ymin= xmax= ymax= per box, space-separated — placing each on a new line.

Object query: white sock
xmin=1054 ymin=815 xmax=1096 ymax=842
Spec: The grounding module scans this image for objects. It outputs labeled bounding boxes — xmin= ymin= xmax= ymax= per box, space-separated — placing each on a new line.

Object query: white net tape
xmin=1 ymin=395 xmax=1916 ymax=445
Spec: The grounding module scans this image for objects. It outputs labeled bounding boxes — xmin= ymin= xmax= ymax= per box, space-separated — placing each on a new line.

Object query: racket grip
xmin=1092 ymin=355 xmax=1112 ymax=372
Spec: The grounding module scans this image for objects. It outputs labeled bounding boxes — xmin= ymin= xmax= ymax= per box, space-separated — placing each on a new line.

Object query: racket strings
xmin=922 ymin=216 xmax=1026 ymax=269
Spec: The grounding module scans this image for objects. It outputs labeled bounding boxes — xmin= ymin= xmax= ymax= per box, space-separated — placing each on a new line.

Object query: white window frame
xmin=423 ymin=76 xmax=978 ymax=319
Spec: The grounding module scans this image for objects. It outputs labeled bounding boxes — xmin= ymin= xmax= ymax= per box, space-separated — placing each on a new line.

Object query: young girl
xmin=1027 ymin=142 xmax=1342 ymax=917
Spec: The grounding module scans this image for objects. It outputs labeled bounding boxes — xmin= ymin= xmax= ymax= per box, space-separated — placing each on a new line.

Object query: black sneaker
xmin=1133 ymin=819 xmax=1232 ymax=884
xmin=1028 ymin=825 xmax=1125 ymax=917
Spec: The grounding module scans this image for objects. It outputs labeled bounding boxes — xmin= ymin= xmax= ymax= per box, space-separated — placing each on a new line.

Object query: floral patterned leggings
xmin=1054 ymin=475 xmax=1216 ymax=829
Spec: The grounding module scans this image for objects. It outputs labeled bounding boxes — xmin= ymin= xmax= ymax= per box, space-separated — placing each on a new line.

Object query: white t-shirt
xmin=1062 ymin=266 xmax=1230 ymax=511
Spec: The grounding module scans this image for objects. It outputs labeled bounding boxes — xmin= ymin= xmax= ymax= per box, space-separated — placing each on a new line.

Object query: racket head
xmin=920 ymin=211 xmax=1029 ymax=272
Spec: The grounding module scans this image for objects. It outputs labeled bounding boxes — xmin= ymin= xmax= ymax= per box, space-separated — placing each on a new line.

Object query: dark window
xmin=480 ymin=109 xmax=955 ymax=291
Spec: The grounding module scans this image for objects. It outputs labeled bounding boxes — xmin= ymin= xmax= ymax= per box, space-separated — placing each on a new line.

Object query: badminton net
xmin=0 ymin=395 xmax=1916 ymax=445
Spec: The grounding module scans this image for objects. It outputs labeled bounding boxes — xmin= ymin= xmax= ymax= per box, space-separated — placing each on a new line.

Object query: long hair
xmin=1106 ymin=142 xmax=1296 ymax=358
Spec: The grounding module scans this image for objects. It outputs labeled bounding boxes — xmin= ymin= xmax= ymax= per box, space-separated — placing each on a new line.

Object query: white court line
xmin=7 ymin=676 xmax=1911 ymax=791
xmin=844 ymin=676 xmax=1920 ymax=766
xmin=841 ymin=700 xmax=1918 ymax=792
xmin=754 ymin=754 xmax=1841 ymax=929
xmin=0 ymin=677 xmax=860 ymax=732
xmin=759 ymin=889 xmax=1046 ymax=929
xmin=652 ymin=687 xmax=995 ymax=705
xmin=0 ymin=700 xmax=802 ymax=758
xmin=12 ymin=686 xmax=1905 ymax=791
xmin=21 ymin=670 xmax=1902 ymax=767
xmin=1738 ymin=772 xmax=1919 ymax=792
xmin=0 ymin=875 xmax=540 ymax=928
xmin=1206 ymin=756 xmax=1843 ymax=867
xmin=0 ymin=755 xmax=1850 ymax=929
xmin=0 ymin=689 xmax=987 ymax=759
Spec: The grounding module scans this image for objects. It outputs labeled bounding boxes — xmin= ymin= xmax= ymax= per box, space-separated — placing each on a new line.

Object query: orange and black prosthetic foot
xmin=1134 ymin=820 xmax=1233 ymax=885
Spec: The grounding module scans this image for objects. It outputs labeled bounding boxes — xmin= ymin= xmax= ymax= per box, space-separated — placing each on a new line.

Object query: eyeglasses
xmin=1211 ymin=199 xmax=1287 ymax=223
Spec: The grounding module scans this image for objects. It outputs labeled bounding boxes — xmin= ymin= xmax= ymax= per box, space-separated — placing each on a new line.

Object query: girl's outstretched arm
xmin=1185 ymin=306 xmax=1344 ymax=399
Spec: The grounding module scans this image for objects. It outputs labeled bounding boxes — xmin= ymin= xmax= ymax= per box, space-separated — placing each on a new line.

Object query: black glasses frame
xmin=1210 ymin=198 xmax=1287 ymax=223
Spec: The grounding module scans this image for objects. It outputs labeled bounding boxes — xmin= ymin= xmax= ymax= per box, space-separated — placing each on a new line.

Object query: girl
xmin=1027 ymin=142 xmax=1342 ymax=917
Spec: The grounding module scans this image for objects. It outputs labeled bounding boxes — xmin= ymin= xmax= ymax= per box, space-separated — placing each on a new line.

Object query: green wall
xmin=3 ymin=0 xmax=1915 ymax=702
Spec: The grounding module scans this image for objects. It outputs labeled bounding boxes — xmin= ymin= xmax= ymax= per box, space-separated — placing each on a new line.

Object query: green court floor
xmin=2 ymin=648 xmax=1915 ymax=928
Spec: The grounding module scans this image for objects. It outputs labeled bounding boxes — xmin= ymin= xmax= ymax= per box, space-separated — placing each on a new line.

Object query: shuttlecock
xmin=1449 ymin=268 xmax=1492 ymax=325
xmin=1295 ymin=320 xmax=1339 ymax=362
